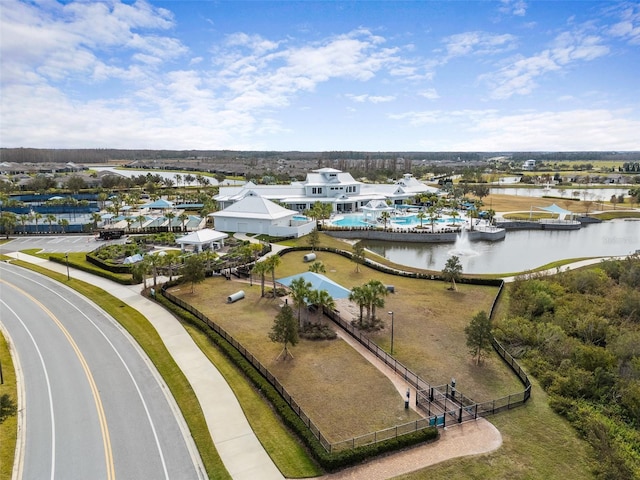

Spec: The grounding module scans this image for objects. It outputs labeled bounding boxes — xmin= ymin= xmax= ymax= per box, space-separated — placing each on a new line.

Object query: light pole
xmin=388 ymin=311 xmax=394 ymax=355
xmin=65 ymin=252 xmax=70 ymax=281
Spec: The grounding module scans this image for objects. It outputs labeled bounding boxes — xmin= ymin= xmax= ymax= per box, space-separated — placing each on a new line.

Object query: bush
xmin=300 ymin=323 xmax=337 ymax=341
xmin=157 ymin=286 xmax=439 ymax=472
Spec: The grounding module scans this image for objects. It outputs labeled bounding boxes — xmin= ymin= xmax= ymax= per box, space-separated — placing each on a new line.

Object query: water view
xmin=363 ymin=219 xmax=639 ymax=275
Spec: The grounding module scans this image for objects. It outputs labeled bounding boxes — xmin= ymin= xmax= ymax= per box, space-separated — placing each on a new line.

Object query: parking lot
xmin=0 ymin=235 xmax=127 ymax=254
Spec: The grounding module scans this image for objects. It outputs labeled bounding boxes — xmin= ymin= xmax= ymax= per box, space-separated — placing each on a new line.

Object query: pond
xmin=363 ymin=219 xmax=639 ymax=274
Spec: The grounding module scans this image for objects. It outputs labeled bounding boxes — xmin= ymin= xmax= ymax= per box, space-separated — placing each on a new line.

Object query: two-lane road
xmin=0 ymin=263 xmax=205 ymax=479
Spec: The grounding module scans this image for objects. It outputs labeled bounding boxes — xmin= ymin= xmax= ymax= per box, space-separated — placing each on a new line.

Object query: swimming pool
xmin=331 ymin=214 xmax=464 ymax=228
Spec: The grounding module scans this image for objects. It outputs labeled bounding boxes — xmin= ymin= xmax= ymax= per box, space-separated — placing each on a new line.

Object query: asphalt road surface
xmin=0 ymin=234 xmax=126 ymax=254
xmin=0 ymin=263 xmax=205 ymax=480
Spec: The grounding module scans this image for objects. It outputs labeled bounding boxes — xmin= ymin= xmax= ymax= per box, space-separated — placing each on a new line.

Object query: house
xmin=211 ymin=195 xmax=315 ymax=238
xmin=522 ymin=159 xmax=537 ymax=171
xmin=214 ymin=168 xmax=437 ymax=214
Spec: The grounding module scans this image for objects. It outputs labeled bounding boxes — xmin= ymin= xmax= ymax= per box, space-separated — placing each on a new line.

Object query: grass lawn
xmin=169 ymin=278 xmax=422 ymax=443
xmin=0 ymin=331 xmax=17 ymax=480
xmin=395 ymin=379 xmax=594 ymax=480
xmin=277 ymin=250 xmax=523 ymax=401
xmin=4 ymin=259 xmax=231 ymax=480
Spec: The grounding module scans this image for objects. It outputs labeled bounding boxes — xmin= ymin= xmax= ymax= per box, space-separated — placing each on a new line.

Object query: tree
xmin=352 ymin=240 xmax=365 ymax=272
xmin=416 ymin=211 xmax=426 ymax=228
xmin=308 ymin=289 xmax=335 ymax=322
xmin=289 ymin=276 xmax=312 ymax=327
xmin=136 ymin=214 xmax=146 ymax=231
xmin=181 ymin=253 xmax=206 ymax=293
xmin=427 ymin=206 xmax=438 ymax=233
xmin=307 ymin=228 xmax=320 ymax=251
xmin=266 ymin=255 xmax=281 ymax=296
xmin=269 ymin=302 xmax=298 ymax=360
xmin=348 ymin=285 xmax=367 ymax=326
xmin=165 ymin=211 xmax=176 ymax=232
xmin=379 ymin=210 xmax=391 ymax=229
xmin=66 ymin=175 xmax=86 ymax=193
xmin=178 ymin=212 xmax=189 ymax=232
xmin=252 ymin=260 xmax=269 ymax=297
xmin=465 ymin=310 xmax=493 ymax=365
xmin=0 ymin=212 xmax=16 ymax=239
xmin=365 ymin=279 xmax=388 ymax=322
xmin=308 ymin=261 xmax=326 ymax=274
xmin=32 ymin=212 xmax=42 ymax=234
xmin=442 ymin=255 xmax=463 ymax=291
xmin=46 ymin=214 xmax=56 ymax=233
xmin=57 ymin=218 xmax=69 ymax=233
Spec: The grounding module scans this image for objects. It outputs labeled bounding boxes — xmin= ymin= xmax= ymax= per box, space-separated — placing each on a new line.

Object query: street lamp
xmin=65 ymin=252 xmax=70 ymax=280
xmin=388 ymin=311 xmax=394 ymax=355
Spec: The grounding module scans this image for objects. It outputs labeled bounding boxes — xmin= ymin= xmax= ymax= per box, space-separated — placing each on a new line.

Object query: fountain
xmin=448 ymin=228 xmax=479 ymax=257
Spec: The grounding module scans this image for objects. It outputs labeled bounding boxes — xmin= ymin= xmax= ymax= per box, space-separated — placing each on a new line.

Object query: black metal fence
xmin=162 ymin=288 xmax=434 ymax=453
xmin=162 ymin=256 xmax=532 ymax=451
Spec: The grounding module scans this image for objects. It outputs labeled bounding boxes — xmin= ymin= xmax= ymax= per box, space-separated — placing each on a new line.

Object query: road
xmin=0 ymin=263 xmax=205 ymax=480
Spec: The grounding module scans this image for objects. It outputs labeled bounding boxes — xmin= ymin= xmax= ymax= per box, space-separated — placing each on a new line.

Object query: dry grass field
xmin=170 ymin=247 xmax=525 ymax=444
xmin=168 ymin=277 xmax=422 ymax=443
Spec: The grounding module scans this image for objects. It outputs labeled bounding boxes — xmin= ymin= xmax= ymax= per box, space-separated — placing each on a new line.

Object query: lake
xmin=363 ymin=219 xmax=639 ymax=274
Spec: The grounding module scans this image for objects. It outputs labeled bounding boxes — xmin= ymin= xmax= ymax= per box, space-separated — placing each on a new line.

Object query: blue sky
xmin=1 ymin=0 xmax=639 ymax=151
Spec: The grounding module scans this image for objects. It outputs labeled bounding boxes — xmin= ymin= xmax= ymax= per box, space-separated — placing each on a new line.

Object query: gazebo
xmin=176 ymin=228 xmax=228 ymax=253
xmin=361 ymin=200 xmax=394 ymax=224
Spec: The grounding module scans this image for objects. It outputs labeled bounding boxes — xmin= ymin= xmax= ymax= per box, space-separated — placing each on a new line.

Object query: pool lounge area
xmin=329 ymin=213 xmax=465 ymax=230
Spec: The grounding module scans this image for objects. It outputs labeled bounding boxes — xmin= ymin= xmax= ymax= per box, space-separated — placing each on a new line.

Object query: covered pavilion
xmin=176 ymin=228 xmax=228 ymax=253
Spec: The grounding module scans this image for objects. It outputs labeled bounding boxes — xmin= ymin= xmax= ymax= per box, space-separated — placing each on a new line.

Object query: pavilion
xmin=176 ymin=228 xmax=228 ymax=253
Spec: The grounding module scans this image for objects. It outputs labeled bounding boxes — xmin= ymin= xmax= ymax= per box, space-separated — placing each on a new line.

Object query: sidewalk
xmin=5 ymin=252 xmax=284 ymax=480
xmin=5 ymin=251 xmax=503 ymax=480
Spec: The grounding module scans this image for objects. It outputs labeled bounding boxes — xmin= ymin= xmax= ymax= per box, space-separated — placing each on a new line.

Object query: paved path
xmin=4 ymin=247 xmax=503 ymax=480
xmin=4 ymin=252 xmax=284 ymax=480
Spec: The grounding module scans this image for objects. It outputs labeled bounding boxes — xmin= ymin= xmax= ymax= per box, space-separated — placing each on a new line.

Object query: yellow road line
xmin=1 ymin=280 xmax=116 ymax=480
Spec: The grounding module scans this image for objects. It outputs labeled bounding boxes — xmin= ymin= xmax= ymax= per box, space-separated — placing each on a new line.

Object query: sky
xmin=1 ymin=0 xmax=639 ymax=152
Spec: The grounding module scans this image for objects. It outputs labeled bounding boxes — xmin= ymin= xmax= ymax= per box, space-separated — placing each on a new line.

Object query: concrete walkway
xmin=4 ymin=252 xmax=284 ymax=480
xmin=4 ymin=248 xmax=504 ymax=480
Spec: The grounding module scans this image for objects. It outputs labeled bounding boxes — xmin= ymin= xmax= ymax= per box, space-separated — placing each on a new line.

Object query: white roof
xmin=176 ymin=228 xmax=228 ymax=245
xmin=212 ymin=195 xmax=297 ymax=220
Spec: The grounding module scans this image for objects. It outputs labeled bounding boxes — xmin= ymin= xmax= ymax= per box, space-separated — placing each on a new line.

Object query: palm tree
xmin=308 ymin=289 xmax=335 ymax=323
xmin=252 ymin=260 xmax=269 ymax=297
xmin=136 ymin=215 xmax=146 ymax=231
xmin=18 ymin=214 xmax=29 ymax=233
xmin=428 ymin=206 xmax=439 ymax=233
xmin=348 ymin=285 xmax=367 ymax=326
xmin=442 ymin=255 xmax=463 ymax=291
xmin=365 ymin=279 xmax=388 ymax=322
xmin=308 ymin=261 xmax=326 ymax=274
xmin=178 ymin=212 xmax=189 ymax=232
xmin=416 ymin=211 xmax=426 ymax=229
xmin=45 ymin=214 xmax=56 ymax=233
xmin=379 ymin=211 xmax=391 ymax=229
xmin=266 ymin=255 xmax=281 ymax=296
xmin=165 ymin=211 xmax=176 ymax=232
xmin=32 ymin=212 xmax=42 ymax=234
xmin=58 ymin=218 xmax=69 ymax=233
xmin=289 ymin=277 xmax=312 ymax=327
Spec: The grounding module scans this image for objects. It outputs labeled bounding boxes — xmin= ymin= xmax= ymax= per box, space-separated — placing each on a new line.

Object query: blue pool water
xmin=331 ymin=214 xmax=463 ymax=228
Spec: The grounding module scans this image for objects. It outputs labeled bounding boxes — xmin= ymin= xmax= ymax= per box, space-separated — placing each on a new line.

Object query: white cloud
xmin=482 ymin=30 xmax=609 ymax=99
xmin=499 ymin=0 xmax=528 ymax=17
xmin=346 ymin=94 xmax=395 ymax=103
xmin=608 ymin=4 xmax=640 ymax=45
xmin=454 ymin=109 xmax=640 ymax=151
xmin=441 ymin=31 xmax=517 ymax=60
xmin=418 ymin=89 xmax=440 ymax=100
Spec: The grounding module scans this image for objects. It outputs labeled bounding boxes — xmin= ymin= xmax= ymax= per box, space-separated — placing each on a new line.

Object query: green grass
xmin=183 ymin=323 xmax=322 ymax=478
xmin=592 ymin=211 xmax=640 ymax=220
xmin=0 ymin=331 xmax=18 ymax=480
xmin=5 ymin=259 xmax=232 ymax=480
xmin=170 ymin=279 xmax=422 ymax=443
xmin=394 ymin=379 xmax=594 ymax=480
